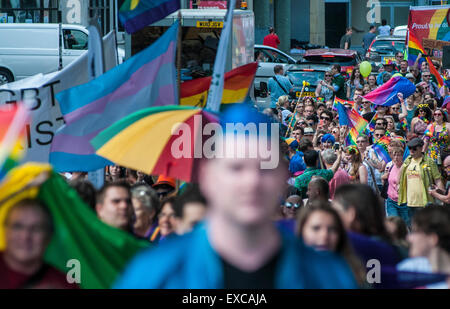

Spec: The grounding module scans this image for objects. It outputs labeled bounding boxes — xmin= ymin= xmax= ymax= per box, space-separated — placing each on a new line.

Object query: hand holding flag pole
xmin=285 ymin=81 xmax=310 ymax=137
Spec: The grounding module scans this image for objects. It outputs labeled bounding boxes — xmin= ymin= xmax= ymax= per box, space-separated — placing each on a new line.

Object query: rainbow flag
xmin=408 ymin=32 xmax=444 ymax=88
xmin=333 ymin=97 xmax=355 ymax=111
xmin=180 ymin=62 xmax=258 ymax=107
xmin=368 ymin=113 xmax=378 ymax=132
xmin=119 ymin=0 xmax=180 ymax=34
xmin=424 ymin=123 xmax=435 ymax=138
xmin=372 ymin=136 xmax=391 ymax=163
xmin=50 ymin=22 xmax=179 ymax=172
xmin=0 ymin=104 xmax=29 ymax=182
xmin=363 ymin=76 xmax=416 ymax=107
xmin=336 ymin=101 xmax=368 ymax=146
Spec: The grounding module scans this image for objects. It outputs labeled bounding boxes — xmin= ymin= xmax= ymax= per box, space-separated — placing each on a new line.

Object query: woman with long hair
xmin=345 ymin=146 xmax=369 ymax=185
xmin=410 ymin=104 xmax=432 ymax=139
xmin=315 ymin=71 xmax=335 ymax=102
xmin=346 ymin=67 xmax=365 ymax=101
xmin=332 ymin=184 xmax=407 ymax=267
xmin=297 ymin=200 xmax=366 ymax=287
xmin=423 ymin=108 xmax=450 ymax=165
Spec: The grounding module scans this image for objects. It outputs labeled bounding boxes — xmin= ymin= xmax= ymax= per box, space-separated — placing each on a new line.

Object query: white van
xmin=0 ymin=23 xmax=90 ymax=84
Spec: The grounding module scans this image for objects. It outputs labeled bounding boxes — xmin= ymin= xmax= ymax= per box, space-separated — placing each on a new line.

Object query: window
xmin=64 ymin=29 xmax=88 ymax=50
xmin=258 ymin=48 xmax=289 ymax=64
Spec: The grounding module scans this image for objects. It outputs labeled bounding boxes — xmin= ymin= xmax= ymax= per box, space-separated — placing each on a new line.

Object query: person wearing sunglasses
xmin=410 ymin=104 xmax=432 ymax=138
xmin=398 ymin=138 xmax=444 ymax=219
xmin=281 ymin=195 xmax=303 ymax=220
xmin=421 ymin=70 xmax=441 ymax=99
xmin=318 ymin=110 xmax=333 ymax=131
xmin=423 ymin=108 xmax=450 ymax=165
xmin=315 ymin=70 xmax=334 ymax=102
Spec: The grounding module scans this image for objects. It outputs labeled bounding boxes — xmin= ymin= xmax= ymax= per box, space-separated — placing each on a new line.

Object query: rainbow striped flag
xmin=0 ymin=104 xmax=29 ymax=182
xmin=119 ymin=0 xmax=180 ymax=34
xmin=50 ymin=22 xmax=179 ymax=172
xmin=368 ymin=113 xmax=378 ymax=132
xmin=180 ymin=62 xmax=258 ymax=107
xmin=333 ymin=97 xmax=355 ymax=110
xmin=408 ymin=32 xmax=444 ymax=88
xmin=372 ymin=136 xmax=391 ymax=163
xmin=336 ymin=101 xmax=368 ymax=146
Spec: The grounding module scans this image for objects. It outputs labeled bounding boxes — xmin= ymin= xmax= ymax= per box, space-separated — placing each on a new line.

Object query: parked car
xmin=365 ymin=35 xmax=406 ymax=72
xmin=302 ymin=48 xmax=362 ymax=77
xmin=254 ymin=44 xmax=298 ymax=97
xmin=284 ymin=62 xmax=331 ymax=99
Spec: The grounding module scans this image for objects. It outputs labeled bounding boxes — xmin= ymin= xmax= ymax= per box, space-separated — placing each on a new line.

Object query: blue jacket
xmin=114 ymin=223 xmax=358 ymax=289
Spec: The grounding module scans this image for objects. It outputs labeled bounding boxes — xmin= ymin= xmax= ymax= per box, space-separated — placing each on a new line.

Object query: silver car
xmin=254 ymin=44 xmax=298 ymax=97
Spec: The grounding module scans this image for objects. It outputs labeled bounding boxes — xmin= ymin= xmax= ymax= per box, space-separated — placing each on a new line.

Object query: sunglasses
xmin=419 ymin=110 xmax=426 ymax=113
xmin=374 ymin=133 xmax=384 ymax=137
xmin=284 ymin=202 xmax=301 ymax=209
xmin=392 ymin=107 xmax=400 ymax=110
xmin=356 ymin=140 xmax=367 ymax=144
xmin=321 ymin=116 xmax=331 ymax=121
xmin=434 ymin=113 xmax=443 ymax=116
xmin=423 ymin=75 xmax=431 ymax=77
xmin=325 ymin=75 xmax=332 ymax=77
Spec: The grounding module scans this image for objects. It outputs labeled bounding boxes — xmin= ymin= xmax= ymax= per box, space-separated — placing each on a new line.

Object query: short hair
xmin=304 ymin=150 xmax=319 ymax=167
xmin=346 ymin=27 xmax=352 ymax=32
xmin=173 ymin=185 xmax=207 ymax=219
xmin=306 ymin=114 xmax=318 ymax=124
xmin=322 ymin=149 xmax=338 ymax=165
xmin=4 ymin=199 xmax=54 ymax=235
xmin=320 ymin=109 xmax=333 ymax=120
xmin=97 ymin=180 xmax=131 ymax=204
xmin=374 ymin=126 xmax=386 ymax=134
xmin=298 ymin=138 xmax=313 ymax=152
xmin=369 ymin=25 xmax=376 ymax=31
xmin=274 ymin=65 xmax=284 ymax=74
xmin=389 ymin=146 xmax=404 ymax=156
xmin=412 ymin=206 xmax=450 ymax=254
xmin=69 ymin=179 xmax=97 ymax=210
xmin=131 ymin=183 xmax=160 ymax=213
xmin=292 ymin=126 xmax=304 ymax=135
xmin=393 ymin=129 xmax=405 ymax=137
xmin=277 ymin=95 xmax=290 ymax=106
xmin=269 ymin=26 xmax=274 ymax=33
xmin=400 ymin=60 xmax=408 ymax=65
xmin=310 ymin=176 xmax=330 ymax=199
xmin=357 ymin=133 xmax=369 ymax=142
xmin=375 ymin=117 xmax=388 ymax=127
xmin=382 ymin=19 xmax=387 ymax=26
xmin=332 ymin=64 xmax=341 ymax=73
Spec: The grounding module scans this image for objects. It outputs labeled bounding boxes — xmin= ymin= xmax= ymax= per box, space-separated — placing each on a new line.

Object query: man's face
xmin=282 ymin=195 xmax=301 ymax=219
xmin=408 ymin=145 xmax=423 ymax=159
xmin=400 ymin=61 xmax=408 ymax=71
xmin=320 ymin=112 xmax=331 ymax=126
xmin=390 ymin=104 xmax=400 ymax=114
xmin=304 ymin=106 xmax=314 ymax=117
xmin=306 ymin=182 xmax=319 ymax=200
xmin=5 ymin=206 xmax=51 ymax=266
xmin=396 ymin=53 xmax=404 ymax=64
xmin=109 ymin=165 xmax=121 ymax=177
xmin=154 ymin=185 xmax=175 ymax=201
xmin=97 ymin=187 xmax=133 ymax=230
xmin=291 ymin=129 xmax=302 ymax=141
xmin=422 ymin=72 xmax=431 ymax=82
xmin=375 ymin=119 xmax=386 ymax=129
xmin=176 ymin=203 xmax=207 ymax=235
xmin=356 ymin=137 xmax=369 ymax=152
xmin=199 ymin=136 xmax=288 ymax=227
xmin=373 ymin=130 xmax=385 ymax=142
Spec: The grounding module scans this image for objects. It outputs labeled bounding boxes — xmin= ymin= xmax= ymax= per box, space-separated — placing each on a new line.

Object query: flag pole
xmin=177 ymin=10 xmax=182 ymax=105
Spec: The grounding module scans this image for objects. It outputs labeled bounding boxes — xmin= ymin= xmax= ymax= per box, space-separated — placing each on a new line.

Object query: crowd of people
xmin=2 ymin=48 xmax=450 ymax=289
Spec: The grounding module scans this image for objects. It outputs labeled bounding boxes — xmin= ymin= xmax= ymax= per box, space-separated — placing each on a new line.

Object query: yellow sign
xmin=296 ymin=91 xmax=315 ymax=98
xmin=196 ymin=21 xmax=224 ymax=28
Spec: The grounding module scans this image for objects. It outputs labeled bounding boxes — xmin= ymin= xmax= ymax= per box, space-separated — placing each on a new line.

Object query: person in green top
xmin=331 ymin=64 xmax=346 ymax=100
xmin=295 ymin=149 xmax=342 ymax=199
xmin=398 ymin=138 xmax=444 ymax=219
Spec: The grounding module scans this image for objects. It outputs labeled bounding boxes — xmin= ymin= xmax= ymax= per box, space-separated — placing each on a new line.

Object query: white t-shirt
xmin=379 ymin=25 xmax=391 ymax=36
